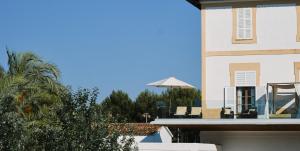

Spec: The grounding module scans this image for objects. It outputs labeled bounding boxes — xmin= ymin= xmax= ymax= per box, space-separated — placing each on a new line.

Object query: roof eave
xmin=187 ymin=0 xmax=272 ymax=7
xmin=186 ymin=0 xmax=202 ymax=10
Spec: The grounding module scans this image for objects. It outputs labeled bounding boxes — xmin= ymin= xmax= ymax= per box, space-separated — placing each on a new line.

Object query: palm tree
xmin=0 ymin=50 xmax=66 ymax=119
xmin=6 ymin=50 xmax=60 ymax=86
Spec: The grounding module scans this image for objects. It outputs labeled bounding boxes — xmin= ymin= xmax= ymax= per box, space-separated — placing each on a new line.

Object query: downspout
xmin=266 ymin=83 xmax=269 ymax=119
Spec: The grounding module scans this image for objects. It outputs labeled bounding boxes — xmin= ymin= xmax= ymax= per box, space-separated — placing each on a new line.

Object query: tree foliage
xmin=101 ymin=90 xmax=135 ymax=122
xmin=56 ymin=88 xmax=134 ymax=151
xmin=0 ymin=50 xmax=134 ymax=151
xmin=0 ymin=49 xmax=201 ymax=150
xmin=162 ymin=88 xmax=201 ymax=109
xmin=0 ymin=50 xmax=65 ymax=120
xmin=134 ymin=90 xmax=160 ymax=122
xmin=102 ymin=88 xmax=201 ymax=123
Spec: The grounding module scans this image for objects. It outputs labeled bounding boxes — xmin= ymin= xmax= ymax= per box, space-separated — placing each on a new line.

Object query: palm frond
xmin=6 ymin=49 xmax=17 ymax=75
xmin=0 ymin=65 xmax=5 ymax=79
xmin=0 ymin=75 xmax=27 ymax=99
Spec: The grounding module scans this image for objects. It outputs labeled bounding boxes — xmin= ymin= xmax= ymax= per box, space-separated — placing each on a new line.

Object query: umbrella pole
xmin=169 ymin=96 xmax=171 ymax=117
xmin=169 ymin=88 xmax=172 ymax=117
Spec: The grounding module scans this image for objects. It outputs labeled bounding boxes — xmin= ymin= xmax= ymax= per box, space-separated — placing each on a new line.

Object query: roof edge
xmin=187 ymin=0 xmax=273 ymax=7
xmin=186 ymin=0 xmax=201 ymax=10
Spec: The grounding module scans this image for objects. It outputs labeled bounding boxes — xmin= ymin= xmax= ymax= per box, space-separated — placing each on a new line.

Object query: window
xmin=229 ymin=63 xmax=260 ymax=87
xmin=232 ymin=6 xmax=257 ymax=44
xmin=237 ymin=8 xmax=253 ymax=39
xmin=236 ymin=87 xmax=256 ymax=114
xmin=228 ymin=63 xmax=261 ymax=118
xmin=234 ymin=71 xmax=256 ymax=113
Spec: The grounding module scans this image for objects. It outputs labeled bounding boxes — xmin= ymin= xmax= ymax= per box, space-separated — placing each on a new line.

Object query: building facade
xmin=195 ymin=0 xmax=300 ymax=119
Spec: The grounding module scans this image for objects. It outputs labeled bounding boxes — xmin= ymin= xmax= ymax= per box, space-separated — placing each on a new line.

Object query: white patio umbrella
xmin=147 ymin=77 xmax=195 ymax=89
xmin=147 ymin=77 xmax=195 ymax=116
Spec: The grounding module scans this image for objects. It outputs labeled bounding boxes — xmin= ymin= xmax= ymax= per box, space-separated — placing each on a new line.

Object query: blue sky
xmin=0 ymin=0 xmax=201 ymax=101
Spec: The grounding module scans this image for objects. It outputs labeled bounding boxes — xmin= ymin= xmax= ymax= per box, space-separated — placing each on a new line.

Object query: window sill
xmin=232 ymin=38 xmax=257 ymax=44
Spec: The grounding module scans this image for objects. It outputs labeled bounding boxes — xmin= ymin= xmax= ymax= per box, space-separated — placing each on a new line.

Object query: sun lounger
xmin=174 ymin=106 xmax=187 ymax=117
xmin=189 ymin=107 xmax=202 ymax=118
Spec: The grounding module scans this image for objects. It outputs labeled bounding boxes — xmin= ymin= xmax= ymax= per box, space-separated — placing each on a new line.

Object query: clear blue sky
xmin=0 ymin=0 xmax=201 ymax=101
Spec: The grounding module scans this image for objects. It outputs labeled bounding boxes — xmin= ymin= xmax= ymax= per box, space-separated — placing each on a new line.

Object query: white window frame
xmin=232 ymin=6 xmax=257 ymax=44
xmin=236 ymin=7 xmax=253 ymax=40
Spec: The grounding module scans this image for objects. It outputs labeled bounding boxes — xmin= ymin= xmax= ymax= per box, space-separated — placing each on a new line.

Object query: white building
xmin=195 ymin=0 xmax=300 ymax=119
xmin=150 ymin=0 xmax=300 ymax=151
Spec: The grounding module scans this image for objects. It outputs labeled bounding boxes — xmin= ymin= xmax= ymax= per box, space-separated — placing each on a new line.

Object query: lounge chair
xmin=189 ymin=107 xmax=202 ymax=118
xmin=174 ymin=106 xmax=187 ymax=118
xmin=221 ymin=107 xmax=234 ymax=119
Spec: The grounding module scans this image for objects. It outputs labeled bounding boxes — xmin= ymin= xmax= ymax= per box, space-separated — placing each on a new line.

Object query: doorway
xmin=236 ymin=87 xmax=256 ymax=114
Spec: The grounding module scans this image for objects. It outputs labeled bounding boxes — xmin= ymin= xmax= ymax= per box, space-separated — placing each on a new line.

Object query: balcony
xmin=156 ymin=83 xmax=300 ymax=120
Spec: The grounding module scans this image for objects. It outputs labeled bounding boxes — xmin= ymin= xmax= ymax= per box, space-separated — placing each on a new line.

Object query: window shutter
xmin=237 ymin=8 xmax=253 ymax=39
xmin=224 ymin=87 xmax=236 ymax=111
xmin=235 ymin=71 xmax=256 ymax=86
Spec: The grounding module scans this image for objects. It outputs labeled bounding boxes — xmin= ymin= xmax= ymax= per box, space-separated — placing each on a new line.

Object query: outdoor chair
xmin=240 ymin=107 xmax=257 ymax=118
xmin=174 ymin=106 xmax=187 ymax=118
xmin=220 ymin=107 xmax=234 ymax=119
xmin=189 ymin=107 xmax=202 ymax=118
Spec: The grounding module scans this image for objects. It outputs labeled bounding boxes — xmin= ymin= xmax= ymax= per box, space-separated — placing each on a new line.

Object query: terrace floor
xmin=150 ymin=118 xmax=300 ymax=131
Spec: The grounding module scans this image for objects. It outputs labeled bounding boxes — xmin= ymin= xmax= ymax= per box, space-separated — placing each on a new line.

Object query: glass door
xmin=236 ymin=87 xmax=256 ymax=114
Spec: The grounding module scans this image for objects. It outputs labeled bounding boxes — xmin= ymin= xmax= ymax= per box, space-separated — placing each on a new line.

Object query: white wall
xmin=206 ymin=54 xmax=300 ymax=108
xmin=205 ymin=3 xmax=300 ymax=51
xmin=159 ymin=126 xmax=173 ymax=143
xmin=138 ymin=143 xmax=221 ymax=151
xmin=201 ymin=131 xmax=300 ymax=151
xmin=135 ymin=127 xmax=221 ymax=151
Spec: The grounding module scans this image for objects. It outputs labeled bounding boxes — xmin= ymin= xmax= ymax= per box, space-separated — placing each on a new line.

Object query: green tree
xmin=0 ymin=96 xmax=25 ymax=151
xmin=57 ymin=88 xmax=134 ymax=151
xmin=134 ymin=90 xmax=160 ymax=122
xmin=0 ymin=88 xmax=135 ymax=150
xmin=0 ymin=50 xmax=135 ymax=150
xmin=0 ymin=50 xmax=66 ymax=150
xmin=101 ymin=90 xmax=135 ymax=122
xmin=161 ymin=88 xmax=201 ymax=112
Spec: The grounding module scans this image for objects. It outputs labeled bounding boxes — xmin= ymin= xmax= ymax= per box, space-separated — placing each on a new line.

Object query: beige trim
xmin=294 ymin=62 xmax=300 ymax=82
xmin=201 ymin=7 xmax=221 ymax=119
xmin=200 ymin=7 xmax=222 ymax=119
xmin=206 ymin=49 xmax=300 ymax=57
xmin=232 ymin=5 xmax=257 ymax=44
xmin=297 ymin=2 xmax=300 ymax=42
xmin=204 ymin=108 xmax=221 ymax=119
xmin=229 ymin=63 xmax=260 ymax=86
xmin=201 ymin=7 xmax=208 ymax=118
